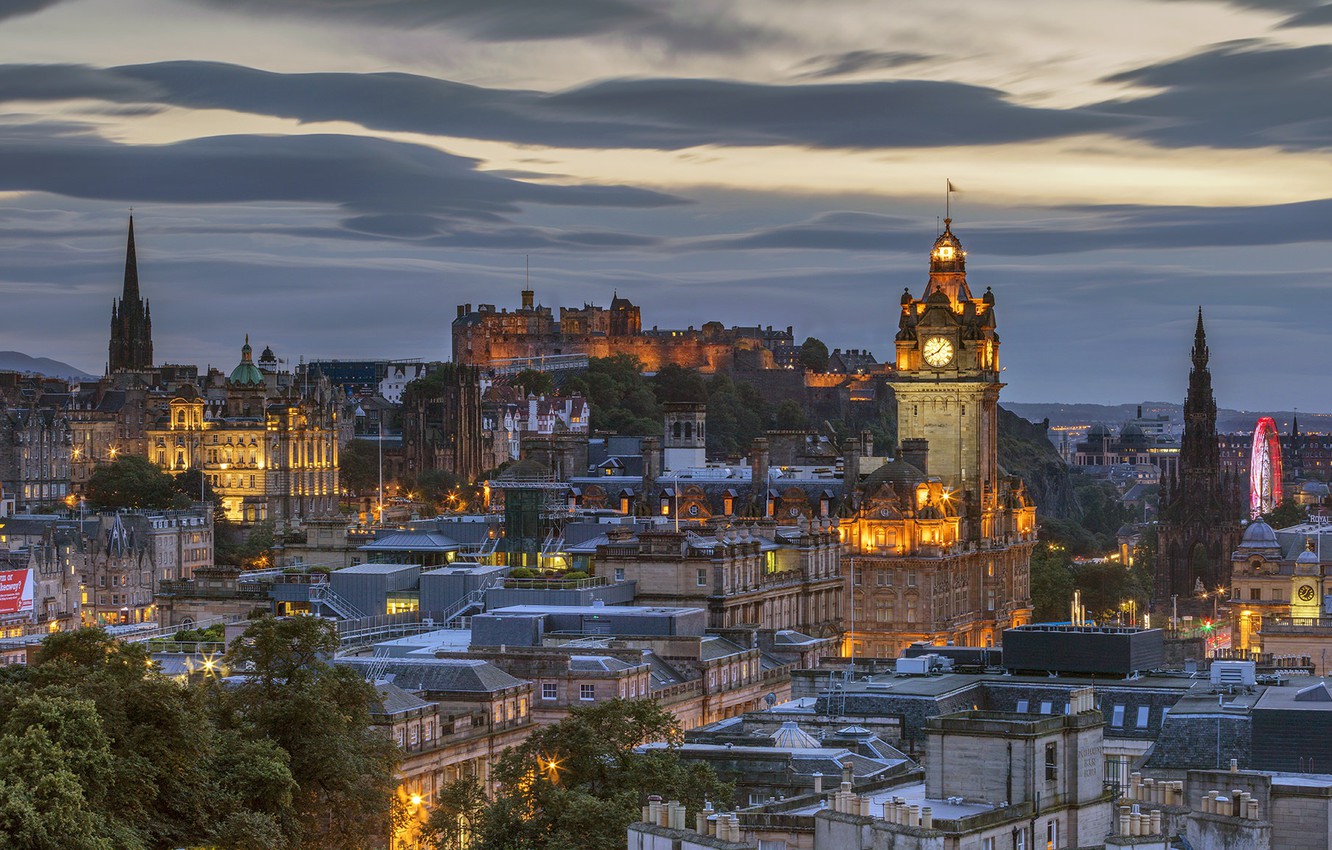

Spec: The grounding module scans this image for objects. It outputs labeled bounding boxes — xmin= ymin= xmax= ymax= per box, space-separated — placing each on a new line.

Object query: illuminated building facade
xmin=842 ymin=220 xmax=1036 ymax=656
xmin=452 ymin=289 xmax=797 ymax=373
xmin=146 ymin=338 xmax=341 ymax=526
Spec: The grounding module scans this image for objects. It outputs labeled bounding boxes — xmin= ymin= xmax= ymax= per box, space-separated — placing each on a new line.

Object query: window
xmin=1136 ymin=706 xmax=1150 ymax=729
xmin=982 ymin=839 xmax=994 ymax=850
xmin=1015 ymin=832 xmax=1025 ymax=850
xmin=1016 ymin=699 xmax=1029 ymax=713
xmin=1046 ymin=819 xmax=1058 ymax=850
xmin=1039 ymin=701 xmax=1052 ymax=715
xmin=1111 ymin=705 xmax=1125 ymax=727
xmin=580 ymin=684 xmax=595 ymax=701
xmin=614 ymin=568 xmax=625 ymax=582
xmin=542 ymin=682 xmax=557 ymax=701
xmin=424 ymin=721 xmax=433 ymax=742
xmin=696 ymin=569 xmax=708 ymax=587
xmin=1045 ymin=743 xmax=1058 ymax=782
xmin=1251 ymin=587 xmax=1262 ymax=600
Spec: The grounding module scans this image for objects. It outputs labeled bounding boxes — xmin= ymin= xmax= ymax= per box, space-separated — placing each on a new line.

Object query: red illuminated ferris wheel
xmin=1250 ymin=417 xmax=1283 ymax=519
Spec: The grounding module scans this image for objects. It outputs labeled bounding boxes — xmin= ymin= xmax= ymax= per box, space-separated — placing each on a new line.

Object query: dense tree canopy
xmin=798 ymin=337 xmax=830 ymax=372
xmin=0 ymin=621 xmax=400 ymax=850
xmin=85 ymin=456 xmax=193 ymax=511
xmin=425 ymin=699 xmax=729 ymax=850
xmin=340 ymin=439 xmax=380 ymax=495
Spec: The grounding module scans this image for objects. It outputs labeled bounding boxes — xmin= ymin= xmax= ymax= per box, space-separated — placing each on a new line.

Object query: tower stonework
xmin=1156 ymin=309 xmax=1242 ymax=614
xmin=108 ymin=217 xmax=153 ymax=373
xmin=841 ymin=220 xmax=1037 ymax=656
xmin=888 ymin=219 xmax=1003 ymax=541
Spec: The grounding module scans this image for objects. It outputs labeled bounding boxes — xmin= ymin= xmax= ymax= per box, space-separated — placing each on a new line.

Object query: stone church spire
xmin=108 ymin=216 xmax=154 ymax=373
xmin=1155 ymin=307 xmax=1240 ymax=613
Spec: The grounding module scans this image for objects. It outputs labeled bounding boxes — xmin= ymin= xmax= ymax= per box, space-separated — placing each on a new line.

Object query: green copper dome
xmin=229 ymin=335 xmax=264 ymax=386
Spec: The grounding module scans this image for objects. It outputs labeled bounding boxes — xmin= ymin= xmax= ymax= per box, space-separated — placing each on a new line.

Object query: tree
xmin=222 ymin=616 xmax=401 ymax=849
xmin=773 ymin=399 xmax=808 ymax=431
xmin=85 ymin=455 xmax=186 ymax=511
xmin=798 ymin=337 xmax=830 ymax=372
xmin=1029 ymin=542 xmax=1075 ymax=622
xmin=1263 ymin=497 xmax=1305 ymax=529
xmin=511 ymin=369 xmax=556 ymax=397
xmin=340 ymin=439 xmax=380 ymax=495
xmin=173 ymin=466 xmax=221 ymax=508
xmin=651 ymin=365 xmax=707 ymax=404
xmin=433 ymin=699 xmax=730 ymax=850
xmin=215 ymin=519 xmax=275 ymax=569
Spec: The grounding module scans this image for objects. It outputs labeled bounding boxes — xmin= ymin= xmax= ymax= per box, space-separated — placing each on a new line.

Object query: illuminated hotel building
xmin=146 ymin=338 xmax=340 ymax=526
xmin=841 ymin=220 xmax=1036 ymax=657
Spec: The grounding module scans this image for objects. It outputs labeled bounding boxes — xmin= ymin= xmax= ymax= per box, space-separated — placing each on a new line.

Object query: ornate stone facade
xmin=1156 ymin=310 xmax=1242 ymax=614
xmin=841 ymin=220 xmax=1036 ymax=656
xmin=146 ymin=339 xmax=341 ymax=526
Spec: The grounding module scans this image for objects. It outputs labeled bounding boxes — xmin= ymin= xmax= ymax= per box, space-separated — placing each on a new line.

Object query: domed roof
xmin=1121 ymin=423 xmax=1144 ymax=438
xmin=1087 ymin=423 xmax=1111 ymax=438
xmin=859 ymin=457 xmax=927 ymax=494
xmin=1297 ymin=538 xmax=1320 ymax=564
xmin=770 ymin=721 xmax=821 ymax=750
xmin=228 ymin=335 xmax=264 ymax=386
xmin=1239 ymin=519 xmax=1278 ymax=548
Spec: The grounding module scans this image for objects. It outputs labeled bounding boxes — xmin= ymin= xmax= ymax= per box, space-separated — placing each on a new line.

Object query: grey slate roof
xmin=341 ymin=657 xmax=525 ymax=694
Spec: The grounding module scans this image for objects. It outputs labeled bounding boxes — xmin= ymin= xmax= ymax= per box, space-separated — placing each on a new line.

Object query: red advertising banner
xmin=0 ymin=570 xmax=33 ymax=615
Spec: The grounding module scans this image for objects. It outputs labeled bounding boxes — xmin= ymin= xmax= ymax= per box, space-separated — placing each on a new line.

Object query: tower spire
xmin=123 ymin=215 xmax=140 ymax=303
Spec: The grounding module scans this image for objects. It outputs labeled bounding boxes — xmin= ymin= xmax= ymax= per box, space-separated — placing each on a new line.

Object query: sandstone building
xmin=840 ymin=220 xmax=1036 ymax=656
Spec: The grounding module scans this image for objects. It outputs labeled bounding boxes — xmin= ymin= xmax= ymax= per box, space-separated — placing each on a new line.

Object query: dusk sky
xmin=1 ymin=0 xmax=1329 ymax=409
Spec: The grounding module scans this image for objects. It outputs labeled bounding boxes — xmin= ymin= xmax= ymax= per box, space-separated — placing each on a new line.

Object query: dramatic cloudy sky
xmin=1 ymin=0 xmax=1329 ymax=408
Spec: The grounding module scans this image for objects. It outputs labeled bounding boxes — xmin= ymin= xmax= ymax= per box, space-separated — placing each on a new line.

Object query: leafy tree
xmin=1263 ymin=497 xmax=1305 ymax=529
xmin=1029 ymin=541 xmax=1075 ymax=622
xmin=173 ymin=466 xmax=222 ymax=508
xmin=651 ymin=365 xmax=707 ymax=404
xmin=566 ymin=356 xmax=661 ymax=435
xmin=511 ymin=369 xmax=556 ymax=397
xmin=221 ymin=616 xmax=401 ymax=849
xmin=773 ymin=399 xmax=809 ymax=431
xmin=421 ymin=778 xmax=488 ymax=850
xmin=216 ymin=518 xmax=275 ymax=569
xmin=340 ymin=439 xmax=380 ymax=495
xmin=704 ymin=373 xmax=769 ymax=457
xmin=85 ymin=455 xmax=186 ymax=511
xmin=438 ymin=699 xmax=729 ymax=850
xmin=798 ymin=337 xmax=830 ymax=372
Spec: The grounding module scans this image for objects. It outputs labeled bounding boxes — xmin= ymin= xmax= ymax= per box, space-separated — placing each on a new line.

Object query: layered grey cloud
xmin=0 ymin=122 xmax=682 ymax=241
xmin=0 ymin=61 xmax=1122 ymax=150
xmin=685 ymin=198 xmax=1332 ymax=255
xmin=791 ymin=50 xmax=935 ymax=80
xmin=1278 ymin=3 xmax=1332 ymax=26
xmin=0 ymin=0 xmax=64 ymax=22
xmin=6 ymin=42 xmax=1332 ymax=157
xmin=1098 ymin=40 xmax=1332 ymax=150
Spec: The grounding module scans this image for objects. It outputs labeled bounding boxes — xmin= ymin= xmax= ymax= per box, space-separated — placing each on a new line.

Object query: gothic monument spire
xmin=108 ymin=215 xmax=153 ymax=373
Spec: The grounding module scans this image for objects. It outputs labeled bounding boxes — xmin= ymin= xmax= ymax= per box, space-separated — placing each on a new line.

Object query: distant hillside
xmin=997 ymin=405 xmax=1077 ymax=518
xmin=1004 ymin=402 xmax=1332 ymax=436
xmin=0 ymin=351 xmax=97 ymax=381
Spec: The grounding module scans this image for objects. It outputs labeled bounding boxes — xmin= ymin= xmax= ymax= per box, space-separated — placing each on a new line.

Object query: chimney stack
xmin=900 ymin=438 xmax=929 ymax=474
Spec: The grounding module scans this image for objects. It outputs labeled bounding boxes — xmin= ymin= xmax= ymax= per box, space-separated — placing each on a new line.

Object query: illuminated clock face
xmin=1299 ymin=584 xmax=1317 ymax=602
xmin=922 ymin=336 xmax=954 ymax=367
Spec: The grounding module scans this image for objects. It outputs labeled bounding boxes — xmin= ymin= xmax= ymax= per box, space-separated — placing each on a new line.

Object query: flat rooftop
xmin=334 ymin=562 xmax=420 ymax=574
xmin=786 ymin=780 xmax=994 ymax=820
xmin=832 ymin=671 xmax=1199 ymax=699
xmin=488 ymin=604 xmax=703 ymax=617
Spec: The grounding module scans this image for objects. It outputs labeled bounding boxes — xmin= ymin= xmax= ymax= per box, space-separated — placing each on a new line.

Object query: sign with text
xmin=0 ymin=570 xmax=33 ymax=615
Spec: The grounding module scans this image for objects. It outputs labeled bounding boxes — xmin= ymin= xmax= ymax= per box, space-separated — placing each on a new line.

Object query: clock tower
xmin=889 ymin=218 xmax=1003 ymax=541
